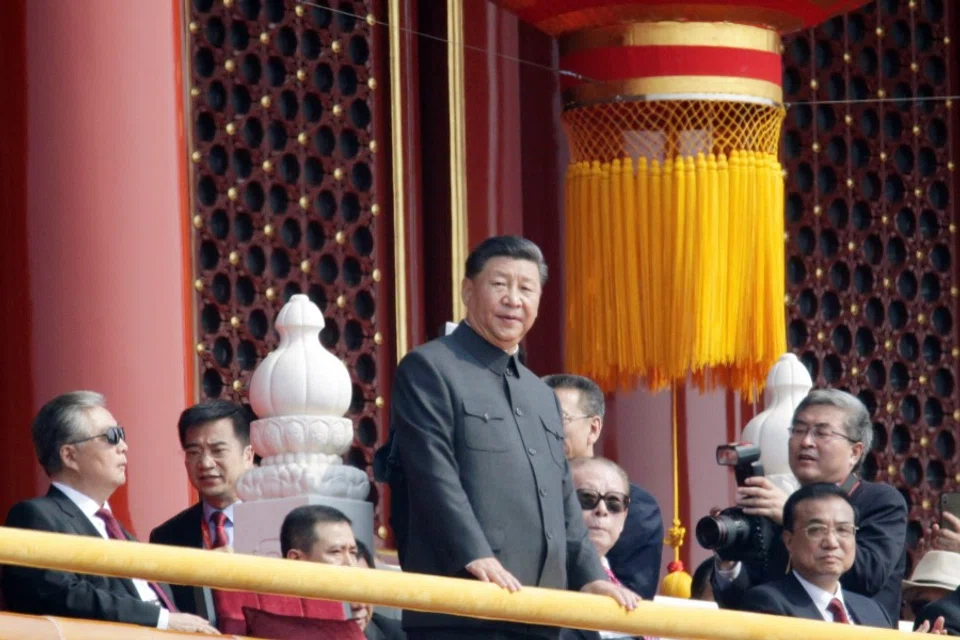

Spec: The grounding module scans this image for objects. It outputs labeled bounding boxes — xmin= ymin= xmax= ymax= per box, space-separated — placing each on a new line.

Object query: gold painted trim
xmin=448 ymin=0 xmax=469 ymax=321
xmin=388 ymin=0 xmax=410 ymax=359
xmin=559 ymin=21 xmax=780 ymax=57
xmin=181 ymin=0 xmax=201 ymax=402
xmin=564 ymin=76 xmax=783 ymax=107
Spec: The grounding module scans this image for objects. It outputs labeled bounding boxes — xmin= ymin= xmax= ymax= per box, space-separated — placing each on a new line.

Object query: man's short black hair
xmin=177 ymin=400 xmax=252 ymax=448
xmin=691 ymin=558 xmax=714 ymax=600
xmin=355 ymin=538 xmax=375 ymax=568
xmin=465 ymin=235 xmax=548 ymax=286
xmin=280 ymin=505 xmax=352 ymax=557
xmin=782 ymin=482 xmax=858 ymax=532
xmin=542 ymin=373 xmax=605 ymax=419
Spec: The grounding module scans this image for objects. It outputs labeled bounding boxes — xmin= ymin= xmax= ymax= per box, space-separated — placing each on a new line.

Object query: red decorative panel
xmin=783 ymin=0 xmax=957 ymax=575
xmin=185 ymin=0 xmax=390 ymax=530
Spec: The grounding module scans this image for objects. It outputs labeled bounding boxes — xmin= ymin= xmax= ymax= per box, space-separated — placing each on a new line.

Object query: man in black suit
xmin=2 ymin=391 xmax=217 ymax=634
xmin=744 ymin=483 xmax=945 ymax=633
xmin=355 ymin=540 xmax=406 ymax=640
xmin=916 ymin=586 xmax=960 ymax=635
xmin=711 ymin=389 xmax=908 ymax=626
xmin=543 ymin=374 xmax=663 ymax=598
xmin=150 ymin=400 xmax=254 ymax=614
xmin=385 ymin=236 xmax=637 ymax=639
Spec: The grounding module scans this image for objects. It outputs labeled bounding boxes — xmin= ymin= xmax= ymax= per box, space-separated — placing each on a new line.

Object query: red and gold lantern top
xmin=493 ymin=0 xmax=872 ymax=37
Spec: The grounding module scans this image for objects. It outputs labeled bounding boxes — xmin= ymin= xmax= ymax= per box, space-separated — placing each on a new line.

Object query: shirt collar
xmin=202 ymin=499 xmax=240 ymax=524
xmin=52 ymin=481 xmax=109 ymax=518
xmin=453 ymin=321 xmax=520 ymax=376
xmin=793 ymin=570 xmax=844 ymax=615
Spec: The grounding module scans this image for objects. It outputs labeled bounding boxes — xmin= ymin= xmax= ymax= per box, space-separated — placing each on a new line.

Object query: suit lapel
xmin=784 ymin=574 xmax=826 ymax=621
xmin=47 ymin=486 xmax=142 ymax=599
xmin=183 ymin=503 xmax=205 ymax=549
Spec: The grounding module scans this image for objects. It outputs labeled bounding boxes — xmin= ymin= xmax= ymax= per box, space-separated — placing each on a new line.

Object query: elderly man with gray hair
xmin=711 ymin=388 xmax=907 ymax=628
xmin=1 ymin=391 xmax=218 ymax=635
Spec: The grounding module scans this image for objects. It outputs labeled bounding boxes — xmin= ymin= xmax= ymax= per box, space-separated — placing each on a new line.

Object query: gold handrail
xmin=0 ymin=527 xmax=909 ymax=639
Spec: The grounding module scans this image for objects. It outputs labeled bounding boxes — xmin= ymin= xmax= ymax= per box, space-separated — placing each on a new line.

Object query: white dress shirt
xmin=202 ymin=500 xmax=239 ymax=548
xmin=52 ymin=482 xmax=169 ymax=629
xmin=793 ymin=571 xmax=853 ymax=623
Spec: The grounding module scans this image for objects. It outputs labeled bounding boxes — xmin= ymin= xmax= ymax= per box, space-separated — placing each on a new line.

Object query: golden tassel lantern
xmin=494 ymin=0 xmax=869 ymax=596
xmin=493 ymin=0 xmax=867 ymax=398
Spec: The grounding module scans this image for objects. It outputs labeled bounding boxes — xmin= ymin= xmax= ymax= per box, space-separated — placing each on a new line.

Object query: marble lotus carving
xmin=237 ymin=294 xmax=370 ymax=501
xmin=742 ymin=352 xmax=813 ymax=495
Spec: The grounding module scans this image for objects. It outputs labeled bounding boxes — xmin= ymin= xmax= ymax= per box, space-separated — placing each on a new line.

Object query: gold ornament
xmin=336 ymin=295 xmax=346 ymax=308
xmin=334 ymin=167 xmax=344 ymax=181
xmin=811 ymin=142 xmax=820 ymax=153
xmin=233 ymin=379 xmax=243 ymax=391
xmin=372 ymin=268 xmax=382 ymax=282
xmin=882 ymin=277 xmax=891 ymax=288
xmin=887 ymin=465 xmax=896 ymax=477
xmin=375 ymin=396 xmax=385 ymax=408
xmin=886 ymin=402 xmax=895 ymax=413
xmin=816 ymin=331 xmax=825 ymax=342
xmin=369 ymin=140 xmax=378 ymax=152
xmin=850 ymin=366 xmax=859 ymax=376
xmin=295 ymin=5 xmax=304 ymax=17
xmin=910 ymin=62 xmax=919 ymax=72
xmin=189 ymin=22 xmax=199 ymax=33
xmin=193 ymin=215 xmax=204 ymax=229
xmin=810 ymin=79 xmax=819 ymax=90
xmin=846 ymin=178 xmax=854 ymax=188
xmin=229 ymin=251 xmax=240 ymax=265
xmin=371 ymin=203 xmax=380 ymax=216
xmin=848 ymin=241 xmax=856 ymax=251
xmin=260 ymin=32 xmax=270 ymax=44
xmin=374 ymin=332 xmax=383 ymax=345
xmin=951 ymin=286 xmax=959 ymax=298
xmin=884 ymin=340 xmax=893 ymax=351
xmin=297 ymin=69 xmax=306 ymax=82
xmin=945 ymin=36 xmax=951 ymax=45
xmin=844 ymin=114 xmax=853 ymax=126
xmin=335 ymin=231 xmax=345 ymax=244
xmin=850 ymin=304 xmax=859 ymax=314
xmin=950 ymin=223 xmax=957 ymax=233
xmin=875 ymin=27 xmax=884 ymax=37
xmin=921 ymin=436 xmax=930 ymax=447
xmin=265 ymin=287 xmax=276 ymax=300
xmin=953 ymin=347 xmax=960 ymax=358
xmin=949 ymin=161 xmax=956 ymax=171
xmin=230 ymin=316 xmax=241 ymax=328
xmin=298 ymin=132 xmax=308 ymax=145
xmin=190 ymin=87 xmax=200 ymax=97
xmin=954 ymin=410 xmax=960 ymax=421
xmin=196 ymin=343 xmax=205 ymax=353
xmin=225 ymin=59 xmax=236 ymax=73
xmin=299 ymin=195 xmax=310 ymax=209
xmin=919 ymin=375 xmax=928 ymax=385
xmin=922 ymin=499 xmax=931 ymax=510
xmin=366 ymin=13 xmax=377 ymax=26
xmin=194 ymin=279 xmax=204 ymax=291
xmin=332 ymin=104 xmax=343 ymax=117
xmin=262 ymin=160 xmax=273 ymax=173
xmin=916 ymin=250 xmax=925 ymax=260
xmin=880 ymin=152 xmax=888 ymax=162
xmin=913 ymin=125 xmax=921 ymax=135
xmin=226 ymin=122 xmax=237 ymax=135
xmin=227 ymin=187 xmax=238 ymax=201
xmin=378 ymin=525 xmax=388 ymax=539
xmin=881 ymin=215 xmax=889 ymax=225
xmin=223 ymin=0 xmax=233 ymax=5
xmin=367 ymin=78 xmax=378 ymax=90
xmin=331 ymin=40 xmax=342 ymax=53
xmin=915 ymin=188 xmax=923 ymax=198
xmin=918 ymin=313 xmax=926 ymax=324
xmin=877 ymin=89 xmax=885 ymax=99
xmin=843 ymin=52 xmax=851 ymax=63
xmin=814 ymin=267 xmax=823 ymax=279
xmin=261 ymin=95 xmax=272 ymax=108
xmin=264 ymin=224 xmax=274 ymax=237
xmin=300 ymin=260 xmax=311 ymax=273
xmin=813 ymin=205 xmax=822 ymax=215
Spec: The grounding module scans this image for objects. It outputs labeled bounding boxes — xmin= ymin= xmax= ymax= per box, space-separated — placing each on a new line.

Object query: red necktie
xmin=603 ymin=566 xmax=622 ymax=586
xmin=827 ymin=597 xmax=850 ymax=624
xmin=211 ymin=511 xmax=229 ymax=549
xmin=95 ymin=508 xmax=177 ymax=612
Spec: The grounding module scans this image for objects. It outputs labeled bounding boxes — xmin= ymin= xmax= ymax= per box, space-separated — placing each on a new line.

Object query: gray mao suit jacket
xmin=390 ymin=322 xmax=606 ymax=637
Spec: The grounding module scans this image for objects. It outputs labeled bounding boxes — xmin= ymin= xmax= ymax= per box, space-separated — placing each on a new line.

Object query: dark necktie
xmin=211 ymin=510 xmax=229 ymax=549
xmin=95 ymin=508 xmax=177 ymax=612
xmin=827 ymin=597 xmax=850 ymax=624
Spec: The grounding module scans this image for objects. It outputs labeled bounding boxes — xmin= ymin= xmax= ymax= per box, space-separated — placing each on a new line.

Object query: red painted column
xmin=25 ymin=0 xmax=193 ymax=536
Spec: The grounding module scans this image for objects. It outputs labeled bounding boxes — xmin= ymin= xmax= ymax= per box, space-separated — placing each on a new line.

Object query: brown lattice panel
xmin=783 ymin=0 xmax=957 ymax=574
xmin=185 ymin=0 xmax=387 ymax=525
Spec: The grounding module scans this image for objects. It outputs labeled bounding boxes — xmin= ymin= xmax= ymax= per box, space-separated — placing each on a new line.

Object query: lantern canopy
xmin=494 ymin=0 xmax=868 ymax=397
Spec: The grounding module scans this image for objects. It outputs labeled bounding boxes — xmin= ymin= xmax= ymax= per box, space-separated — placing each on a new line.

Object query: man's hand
xmin=168 ymin=613 xmax=220 ymax=634
xmin=737 ymin=477 xmax=788 ymax=524
xmin=931 ymin=513 xmax=960 ymax=552
xmin=211 ymin=545 xmax=234 ymax=554
xmin=916 ymin=616 xmax=947 ymax=634
xmin=581 ymin=580 xmax=639 ymax=611
xmin=350 ymin=602 xmax=372 ymax=631
xmin=466 ymin=557 xmax=522 ymax=592
xmin=708 ymin=506 xmax=738 ymax=571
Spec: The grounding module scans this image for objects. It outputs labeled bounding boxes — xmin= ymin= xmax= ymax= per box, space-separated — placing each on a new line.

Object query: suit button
xmin=515 ymin=407 xmax=523 ymax=416
xmin=539 ymin=488 xmax=547 ymax=497
xmin=528 ymin=447 xmax=536 ymax=456
xmin=546 ymin=532 xmax=553 ymax=541
xmin=482 ymin=412 xmax=489 ymax=422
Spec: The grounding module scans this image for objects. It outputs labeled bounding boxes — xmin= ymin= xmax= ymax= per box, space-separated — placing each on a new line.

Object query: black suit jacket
xmin=713 ymin=478 xmax=906 ymax=626
xmin=365 ymin=612 xmax=406 ymax=640
xmin=744 ymin=573 xmax=891 ymax=628
xmin=390 ymin=323 xmax=606 ymax=637
xmin=1 ymin=486 xmax=174 ymax=627
xmin=149 ymin=502 xmax=205 ymax=615
xmin=606 ymin=483 xmax=663 ymax=599
xmin=915 ymin=586 xmax=960 ymax=635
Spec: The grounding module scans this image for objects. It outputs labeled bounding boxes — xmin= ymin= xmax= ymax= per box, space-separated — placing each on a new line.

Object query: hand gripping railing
xmin=0 ymin=526 xmax=910 ymax=639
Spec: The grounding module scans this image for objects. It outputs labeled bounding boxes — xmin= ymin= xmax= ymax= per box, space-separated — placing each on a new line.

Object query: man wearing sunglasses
xmin=711 ymin=389 xmax=907 ymax=627
xmin=743 ymin=483 xmax=945 ymax=634
xmin=544 ymin=374 xmax=663 ymax=599
xmin=1 ymin=391 xmax=218 ymax=635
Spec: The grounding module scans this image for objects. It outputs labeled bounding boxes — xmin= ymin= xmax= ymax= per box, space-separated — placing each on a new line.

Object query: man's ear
xmin=242 ymin=444 xmax=255 ymax=469
xmin=781 ymin=529 xmax=794 ymax=556
xmin=586 ymin=417 xmax=603 ymax=448
xmin=60 ymin=444 xmax=80 ymax=473
xmin=461 ymin=277 xmax=473 ymax=307
xmin=286 ymin=548 xmax=305 ymax=561
xmin=850 ymin=442 xmax=864 ymax=470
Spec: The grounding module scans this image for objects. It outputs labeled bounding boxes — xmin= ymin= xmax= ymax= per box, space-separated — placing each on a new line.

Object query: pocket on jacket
xmin=541 ymin=417 xmax=566 ymax=468
xmin=462 ymin=399 xmax=510 ymax=452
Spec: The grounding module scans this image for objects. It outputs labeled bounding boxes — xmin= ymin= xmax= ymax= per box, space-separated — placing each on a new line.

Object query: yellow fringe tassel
xmin=661 ymin=385 xmax=692 ymax=599
xmin=565 ymin=150 xmax=787 ymax=398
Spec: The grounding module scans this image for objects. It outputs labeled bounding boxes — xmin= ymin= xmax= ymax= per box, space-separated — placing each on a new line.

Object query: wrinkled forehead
xmin=79 ymin=406 xmax=118 ymax=436
xmin=794 ymin=495 xmax=855 ymax=525
xmin=573 ymin=462 xmax=628 ymax=494
xmin=314 ymin=521 xmax=356 ymax=547
xmin=793 ymin=404 xmax=848 ymax=428
xmin=477 ymin=257 xmax=542 ymax=283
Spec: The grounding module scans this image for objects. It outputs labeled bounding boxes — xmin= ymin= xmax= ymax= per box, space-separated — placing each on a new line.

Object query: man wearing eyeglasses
xmin=743 ymin=483 xmax=945 ymax=634
xmin=711 ymin=389 xmax=908 ymax=627
xmin=1 ymin=391 xmax=218 ymax=635
xmin=544 ymin=374 xmax=663 ymax=599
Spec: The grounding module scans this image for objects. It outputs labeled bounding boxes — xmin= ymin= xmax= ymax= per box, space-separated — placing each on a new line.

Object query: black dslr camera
xmin=695 ymin=444 xmax=778 ymax=565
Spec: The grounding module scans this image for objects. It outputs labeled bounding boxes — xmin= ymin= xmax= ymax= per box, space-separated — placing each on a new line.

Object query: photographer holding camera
xmin=705 ymin=389 xmax=907 ymax=628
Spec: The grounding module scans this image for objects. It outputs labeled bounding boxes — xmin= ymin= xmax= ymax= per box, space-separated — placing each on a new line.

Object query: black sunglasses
xmin=67 ymin=426 xmax=126 ymax=447
xmin=576 ymin=489 xmax=630 ymax=514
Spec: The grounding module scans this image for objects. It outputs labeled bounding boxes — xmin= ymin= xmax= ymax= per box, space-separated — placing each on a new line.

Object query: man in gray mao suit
xmin=386 ymin=236 xmax=637 ymax=640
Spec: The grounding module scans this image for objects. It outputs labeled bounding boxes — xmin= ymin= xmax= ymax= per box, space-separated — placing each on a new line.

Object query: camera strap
xmin=840 ymin=474 xmax=860 ymax=495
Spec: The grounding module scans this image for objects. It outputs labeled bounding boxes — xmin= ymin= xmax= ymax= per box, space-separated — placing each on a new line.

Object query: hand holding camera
xmin=736 ymin=476 xmax=789 ymax=525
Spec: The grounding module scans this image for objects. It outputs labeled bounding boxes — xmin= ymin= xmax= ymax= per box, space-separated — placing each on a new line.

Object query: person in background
xmin=355 ymin=540 xmax=406 ymax=640
xmin=2 ymin=391 xmax=217 ymax=635
xmin=690 ymin=560 xmax=715 ymax=602
xmin=151 ymin=400 xmax=255 ymax=614
xmin=544 ymin=374 xmax=663 ymax=599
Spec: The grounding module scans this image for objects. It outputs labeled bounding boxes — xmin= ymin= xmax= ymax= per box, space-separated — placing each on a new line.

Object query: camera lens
xmin=696 ymin=516 xmax=726 ymax=550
